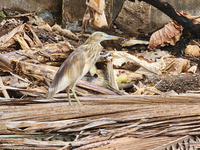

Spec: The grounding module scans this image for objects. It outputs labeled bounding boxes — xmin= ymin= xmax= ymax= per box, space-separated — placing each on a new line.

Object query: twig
xmin=103 ymin=82 xmax=129 ymax=95
xmin=58 ymin=145 xmax=71 ymax=150
xmin=77 ymin=80 xmax=117 ymax=95
xmin=45 ymin=134 xmax=59 ymax=141
xmin=110 ymin=120 xmax=143 ymax=139
xmin=16 ymin=51 xmax=40 ymax=64
xmin=0 ymin=77 xmax=10 ymax=98
xmin=193 ymin=15 xmax=200 ymax=20
xmin=145 ymin=88 xmax=162 ymax=95
xmin=143 ymin=80 xmax=162 ymax=95
xmin=74 ymin=130 xmax=84 ymax=141
xmin=6 ymin=12 xmax=35 ymax=18
xmin=141 ymin=128 xmax=170 ymax=138
xmin=0 ymin=85 xmax=45 ymax=97
xmin=10 ymin=72 xmax=33 ymax=84
xmin=192 ymin=40 xmax=200 ymax=47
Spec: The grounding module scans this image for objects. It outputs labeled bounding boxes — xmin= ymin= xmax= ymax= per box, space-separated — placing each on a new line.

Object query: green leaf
xmin=0 ymin=13 xmax=5 ymax=17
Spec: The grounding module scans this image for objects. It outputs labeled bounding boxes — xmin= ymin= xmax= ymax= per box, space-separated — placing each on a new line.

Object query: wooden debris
xmin=121 ymin=38 xmax=149 ymax=47
xmin=2 ymin=41 xmax=73 ymax=64
xmin=52 ymin=24 xmax=79 ymax=41
xmin=0 ymin=77 xmax=10 ymax=98
xmin=152 ymin=135 xmax=197 ymax=150
xmin=32 ymin=23 xmax=52 ymax=32
xmin=1 ymin=95 xmax=200 ymax=149
xmin=77 ymin=80 xmax=118 ymax=95
xmin=107 ymin=58 xmax=119 ymax=90
xmin=1 ymin=8 xmax=200 ymax=150
xmin=0 ymin=53 xmax=13 ymax=71
xmin=76 ymin=136 xmax=180 ymax=150
xmin=0 ymin=23 xmax=43 ymax=50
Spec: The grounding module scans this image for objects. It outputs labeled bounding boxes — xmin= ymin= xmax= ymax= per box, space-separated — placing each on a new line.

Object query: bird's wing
xmin=46 ymin=46 xmax=86 ymax=99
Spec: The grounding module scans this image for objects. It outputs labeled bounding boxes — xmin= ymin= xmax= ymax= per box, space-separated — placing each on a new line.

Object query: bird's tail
xmin=46 ymin=87 xmax=56 ymax=99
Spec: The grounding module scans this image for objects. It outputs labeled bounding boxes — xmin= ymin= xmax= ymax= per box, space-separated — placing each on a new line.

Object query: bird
xmin=46 ymin=32 xmax=124 ymax=105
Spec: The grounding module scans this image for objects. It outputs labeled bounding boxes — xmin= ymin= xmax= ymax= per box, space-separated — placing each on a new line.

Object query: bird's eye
xmin=100 ymin=34 xmax=103 ymax=37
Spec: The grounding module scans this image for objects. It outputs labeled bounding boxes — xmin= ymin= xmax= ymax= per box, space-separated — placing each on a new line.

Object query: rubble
xmin=1 ymin=2 xmax=200 ymax=149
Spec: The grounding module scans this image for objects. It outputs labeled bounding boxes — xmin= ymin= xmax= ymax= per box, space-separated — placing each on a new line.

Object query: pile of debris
xmin=1 ymin=5 xmax=200 ymax=150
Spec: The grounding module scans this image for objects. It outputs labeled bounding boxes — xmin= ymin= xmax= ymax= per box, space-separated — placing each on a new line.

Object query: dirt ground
xmin=145 ymin=73 xmax=200 ymax=93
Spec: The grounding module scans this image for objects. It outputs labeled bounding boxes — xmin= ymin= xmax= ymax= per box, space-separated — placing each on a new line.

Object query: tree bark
xmin=128 ymin=0 xmax=200 ymax=38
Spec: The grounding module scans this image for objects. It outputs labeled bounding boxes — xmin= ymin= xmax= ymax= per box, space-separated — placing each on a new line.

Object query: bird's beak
xmin=105 ymin=34 xmax=125 ymax=40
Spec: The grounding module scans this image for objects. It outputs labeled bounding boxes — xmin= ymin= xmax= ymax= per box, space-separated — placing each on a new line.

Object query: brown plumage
xmin=46 ymin=32 xmax=123 ymax=105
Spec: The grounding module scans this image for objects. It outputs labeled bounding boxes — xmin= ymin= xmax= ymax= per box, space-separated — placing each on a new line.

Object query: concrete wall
xmin=1 ymin=0 xmax=199 ymax=34
xmin=114 ymin=0 xmax=200 ymax=35
xmin=0 ymin=0 xmax=62 ymax=13
xmin=150 ymin=0 xmax=200 ymax=29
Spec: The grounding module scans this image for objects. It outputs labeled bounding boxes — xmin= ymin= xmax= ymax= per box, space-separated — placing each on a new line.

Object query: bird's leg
xmin=71 ymin=85 xmax=82 ymax=106
xmin=66 ymin=87 xmax=72 ymax=106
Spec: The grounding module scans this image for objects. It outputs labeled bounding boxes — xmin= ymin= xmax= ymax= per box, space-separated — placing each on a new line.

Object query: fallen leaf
xmin=148 ymin=20 xmax=183 ymax=50
xmin=136 ymin=49 xmax=171 ymax=62
xmin=82 ymin=0 xmax=108 ymax=34
xmin=110 ymin=51 xmax=165 ymax=75
xmin=93 ymin=11 xmax=108 ymax=27
xmin=185 ymin=45 xmax=200 ymax=56
xmin=162 ymin=57 xmax=190 ymax=75
xmin=187 ymin=65 xmax=197 ymax=74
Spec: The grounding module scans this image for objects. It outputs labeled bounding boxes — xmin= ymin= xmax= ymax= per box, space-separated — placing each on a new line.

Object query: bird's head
xmin=86 ymin=32 xmax=124 ymax=44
